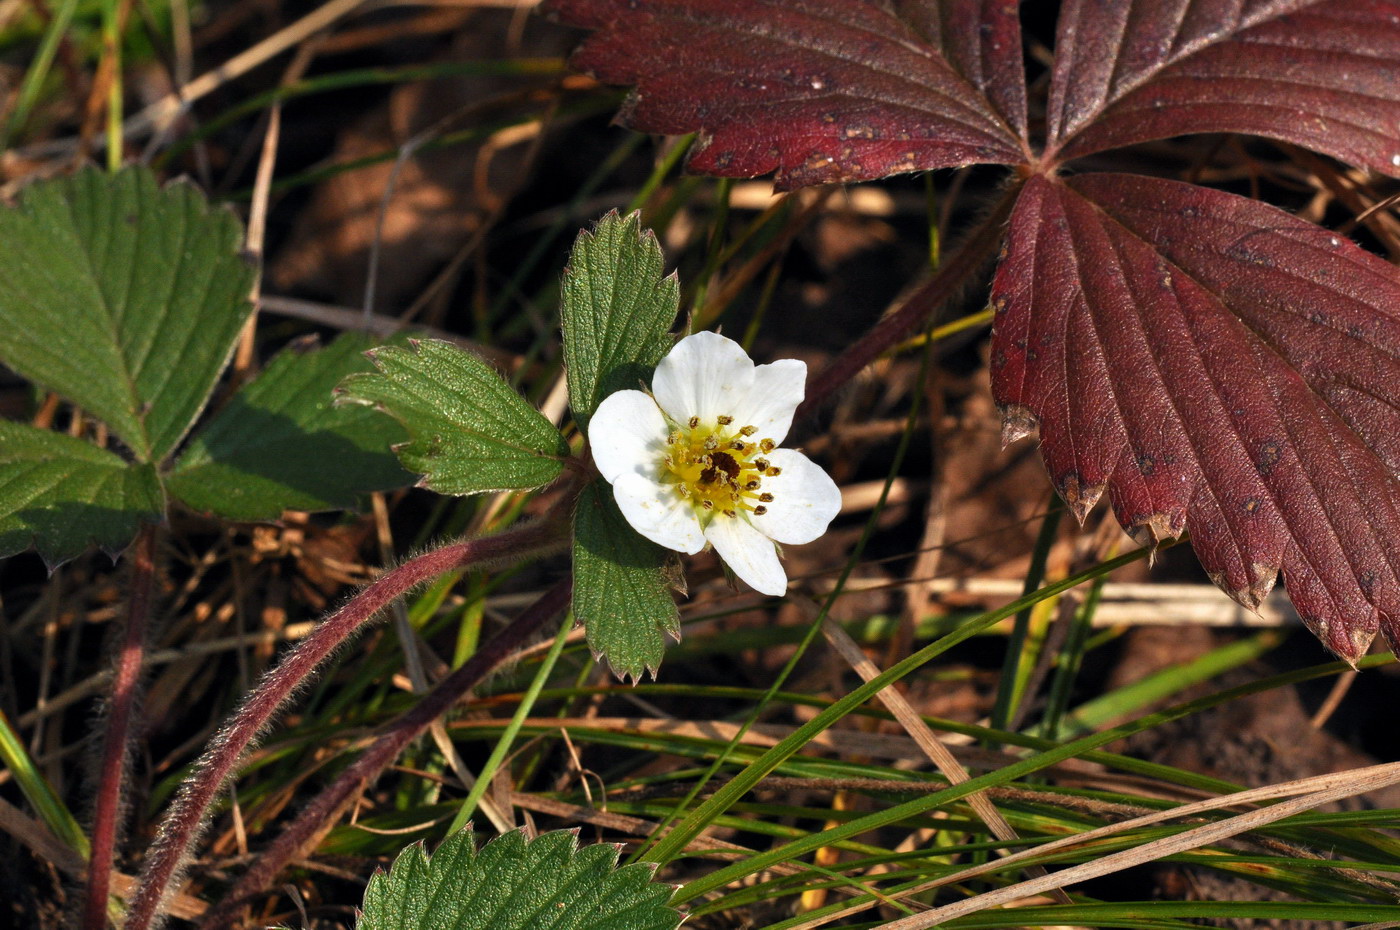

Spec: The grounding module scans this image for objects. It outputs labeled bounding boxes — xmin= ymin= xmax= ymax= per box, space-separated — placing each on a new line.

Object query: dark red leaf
xmin=544 ymin=0 xmax=1029 ymax=188
xmin=1047 ymin=0 xmax=1400 ymax=176
xmin=991 ymin=173 xmax=1400 ymax=660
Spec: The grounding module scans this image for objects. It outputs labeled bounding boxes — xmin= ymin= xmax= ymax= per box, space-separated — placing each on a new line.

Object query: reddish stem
xmin=83 ymin=523 xmax=158 ymax=930
xmin=196 ymin=577 xmax=573 ymax=930
xmin=796 ymin=186 xmax=1018 ymax=423
xmin=125 ymin=517 xmax=568 ymax=930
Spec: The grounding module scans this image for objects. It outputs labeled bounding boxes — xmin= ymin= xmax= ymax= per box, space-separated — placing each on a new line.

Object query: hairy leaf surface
xmin=991 ymin=174 xmax=1400 ymax=659
xmin=573 ymin=481 xmax=681 ymax=681
xmin=561 ymin=211 xmax=678 ymax=433
xmin=0 ymin=167 xmax=255 ymax=462
xmin=0 ymin=422 xmax=162 ymax=564
xmin=336 ymin=339 xmax=568 ymax=496
xmin=546 ymin=0 xmax=1028 ymax=188
xmin=357 ymin=828 xmax=681 ymax=930
xmin=169 ymin=334 xmax=410 ymax=520
xmin=1047 ymin=0 xmax=1400 ymax=175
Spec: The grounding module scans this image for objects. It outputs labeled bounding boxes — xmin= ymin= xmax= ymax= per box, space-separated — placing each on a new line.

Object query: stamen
xmin=753 ymin=505 xmax=768 ymax=516
xmin=739 ymin=425 xmax=758 ymax=437
xmin=700 ymin=500 xmax=714 ymax=510
xmin=759 ymin=439 xmax=776 ymax=453
xmin=668 ymin=432 xmax=680 ymax=445
xmin=717 ymin=415 xmax=734 ymax=425
xmin=688 ymin=415 xmax=700 ymax=429
xmin=730 ymin=440 xmax=746 ymax=450
xmin=759 ymin=493 xmax=774 ymax=502
xmin=754 ymin=458 xmax=770 ymax=471
xmin=744 ymin=479 xmax=761 ymax=490
xmin=766 ymin=466 xmax=782 ymax=477
xmin=676 ymin=483 xmax=690 ymax=496
xmin=703 ymin=435 xmax=719 ymax=451
xmin=723 ymin=509 xmax=736 ymax=517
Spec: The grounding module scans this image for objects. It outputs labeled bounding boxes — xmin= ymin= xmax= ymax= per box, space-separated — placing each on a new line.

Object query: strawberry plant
xmin=545 ymin=0 xmax=1400 ymax=662
xmin=5 ymin=3 xmax=1400 ymax=928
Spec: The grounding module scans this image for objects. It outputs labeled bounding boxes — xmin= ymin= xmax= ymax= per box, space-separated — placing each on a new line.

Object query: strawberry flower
xmin=589 ymin=331 xmax=841 ymax=596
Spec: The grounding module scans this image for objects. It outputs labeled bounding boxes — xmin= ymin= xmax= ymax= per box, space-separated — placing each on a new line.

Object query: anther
xmin=667 ymin=432 xmax=680 ymax=445
xmin=753 ymin=505 xmax=768 ymax=516
xmin=744 ymin=479 xmax=761 ymax=490
xmin=717 ymin=415 xmax=734 ymax=425
xmin=754 ymin=458 xmax=770 ymax=471
xmin=676 ymin=483 xmax=690 ymax=496
xmin=766 ymin=466 xmax=782 ymax=477
xmin=703 ymin=436 xmax=719 ymax=451
xmin=700 ymin=500 xmax=714 ymax=510
xmin=759 ymin=493 xmax=773 ymax=502
xmin=723 ymin=509 xmax=736 ymax=517
xmin=730 ymin=440 xmax=746 ymax=450
xmin=687 ymin=416 xmax=700 ymax=429
xmin=759 ymin=439 xmax=776 ymax=453
xmin=740 ymin=425 xmax=758 ymax=437
xmin=663 ymin=456 xmax=674 ymax=467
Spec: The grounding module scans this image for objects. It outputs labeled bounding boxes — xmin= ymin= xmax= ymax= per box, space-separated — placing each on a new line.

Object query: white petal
xmin=750 ymin=449 xmax=841 ymax=545
xmin=613 ymin=472 xmax=706 ymax=554
xmin=730 ymin=358 xmax=806 ymax=445
xmin=590 ymin=390 xmax=668 ymax=483
xmin=652 ymin=332 xmax=755 ymax=424
xmin=705 ymin=515 xmax=786 ymax=596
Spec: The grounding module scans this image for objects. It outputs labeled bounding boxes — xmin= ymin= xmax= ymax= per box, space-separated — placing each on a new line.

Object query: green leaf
xmin=167 ymin=333 xmax=412 ymax=520
xmin=573 ymin=482 xmax=681 ymax=681
xmin=357 ymin=828 xmax=681 ymax=930
xmin=0 ymin=421 xmax=162 ymax=564
xmin=561 ymin=211 xmax=677 ymax=433
xmin=0 ymin=166 xmax=255 ymax=463
xmin=336 ymin=339 xmax=568 ymax=496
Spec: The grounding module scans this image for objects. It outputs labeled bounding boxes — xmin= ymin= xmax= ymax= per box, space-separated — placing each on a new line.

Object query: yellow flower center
xmin=662 ymin=414 xmax=781 ymax=520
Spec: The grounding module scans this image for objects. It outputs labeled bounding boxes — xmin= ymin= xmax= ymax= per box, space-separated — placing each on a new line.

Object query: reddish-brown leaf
xmin=1047 ymin=0 xmax=1400 ymax=176
xmin=551 ymin=0 xmax=1400 ymax=659
xmin=544 ymin=0 xmax=1029 ymax=188
xmin=991 ymin=173 xmax=1400 ymax=660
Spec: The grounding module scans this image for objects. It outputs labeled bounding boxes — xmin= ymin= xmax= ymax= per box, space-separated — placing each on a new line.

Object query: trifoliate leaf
xmin=168 ymin=333 xmax=411 ymax=520
xmin=0 ymin=421 xmax=162 ymax=564
xmin=357 ymin=828 xmax=682 ymax=930
xmin=561 ymin=211 xmax=677 ymax=433
xmin=336 ymin=339 xmax=568 ymax=496
xmin=573 ymin=481 xmax=680 ymax=681
xmin=0 ymin=166 xmax=255 ymax=463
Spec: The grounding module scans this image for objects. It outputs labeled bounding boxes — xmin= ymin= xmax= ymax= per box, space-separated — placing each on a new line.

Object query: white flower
xmin=589 ymin=331 xmax=841 ymax=596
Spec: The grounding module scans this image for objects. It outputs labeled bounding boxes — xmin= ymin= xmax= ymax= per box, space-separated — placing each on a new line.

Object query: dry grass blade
xmin=369 ymin=492 xmax=514 ymax=835
xmin=132 ymin=0 xmax=372 ymax=140
xmin=813 ymin=608 xmax=1072 ymax=908
xmin=878 ymin=760 xmax=1400 ymax=929
xmin=508 ymin=790 xmax=799 ymax=871
xmin=0 ymin=798 xmax=207 ymax=920
xmin=257 ymin=294 xmax=515 ymax=366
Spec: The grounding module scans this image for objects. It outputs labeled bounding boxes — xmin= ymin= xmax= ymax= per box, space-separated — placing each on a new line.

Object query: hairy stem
xmin=197 ymin=577 xmax=573 ymax=929
xmin=125 ymin=516 xmax=569 ymax=930
xmin=796 ymin=185 xmax=1019 ymax=423
xmin=83 ymin=523 xmax=157 ymax=930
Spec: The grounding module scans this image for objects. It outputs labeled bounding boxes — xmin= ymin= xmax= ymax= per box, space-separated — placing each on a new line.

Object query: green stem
xmin=991 ymin=499 xmax=1062 ymax=732
xmin=447 ymin=603 xmax=576 ymax=834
